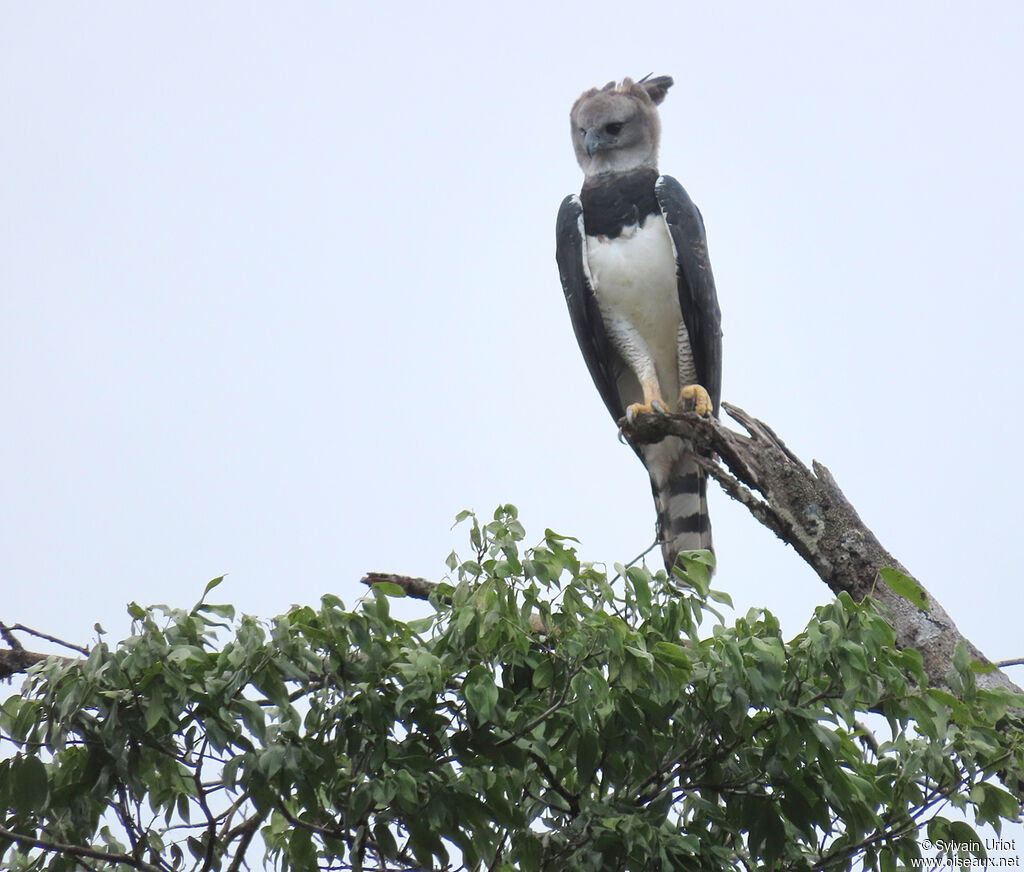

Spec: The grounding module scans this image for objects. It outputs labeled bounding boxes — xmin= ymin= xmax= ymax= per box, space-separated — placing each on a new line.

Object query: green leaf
xmin=673 ymin=551 xmax=712 ymax=594
xmin=203 ymin=575 xmax=225 ymax=595
xmin=652 ymin=641 xmax=691 ymax=669
xmin=197 ymin=602 xmax=235 ymax=620
xmin=407 ymin=818 xmax=446 ymax=869
xmin=947 ymin=821 xmax=985 ymax=859
xmin=289 ymin=826 xmax=315 ymax=867
xmin=373 ymin=821 xmax=398 ymax=859
xmin=260 ymin=745 xmax=287 ymax=778
xmin=625 ymin=645 xmax=653 ymax=664
xmin=11 ymin=756 xmax=48 ymax=813
xmin=371 ymin=581 xmax=407 ymax=598
xmin=952 ymin=641 xmax=974 ymax=680
xmin=407 ymin=615 xmax=435 ymax=634
xmin=576 ymin=730 xmax=599 ymax=783
xmin=708 ymin=587 xmax=734 ymax=607
xmin=878 ymin=567 xmax=927 ymax=609
xmin=145 ymin=694 xmax=166 ymax=730
xmin=879 ymin=847 xmax=897 ymax=872
xmin=463 ymin=665 xmax=499 ymax=721
xmin=626 ymin=567 xmax=651 ymax=613
xmin=972 ymin=782 xmax=1022 ymax=828
xmin=533 ymin=659 xmax=554 ymax=689
xmin=926 ymin=688 xmax=972 ymax=725
xmin=544 ymin=528 xmax=579 ymax=543
xmin=349 ymin=783 xmax=375 ymax=821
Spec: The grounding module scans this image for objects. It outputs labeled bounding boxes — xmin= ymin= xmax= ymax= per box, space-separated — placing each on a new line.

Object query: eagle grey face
xmin=570 ymin=76 xmax=672 ymax=178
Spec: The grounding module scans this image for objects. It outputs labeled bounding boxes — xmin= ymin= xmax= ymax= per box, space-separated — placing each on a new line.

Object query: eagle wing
xmin=655 ymin=175 xmax=723 ymax=415
xmin=555 ymin=194 xmax=625 ymax=421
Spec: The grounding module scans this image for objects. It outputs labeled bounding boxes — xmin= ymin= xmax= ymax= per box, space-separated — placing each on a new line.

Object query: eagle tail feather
xmin=642 ymin=442 xmax=713 ymax=574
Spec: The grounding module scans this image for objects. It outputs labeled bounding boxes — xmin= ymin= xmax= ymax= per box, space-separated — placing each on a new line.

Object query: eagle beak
xmin=584 ymin=129 xmax=606 ymax=157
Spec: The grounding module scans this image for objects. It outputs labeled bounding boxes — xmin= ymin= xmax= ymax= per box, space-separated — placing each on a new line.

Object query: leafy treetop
xmin=1 ymin=505 xmax=1022 ymax=871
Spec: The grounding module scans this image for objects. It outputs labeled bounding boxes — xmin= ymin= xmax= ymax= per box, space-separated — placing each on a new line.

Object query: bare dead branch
xmin=0 ymin=623 xmax=24 ymax=651
xmin=621 ymin=403 xmax=1022 ymax=696
xmin=0 ymin=648 xmax=61 ymax=681
xmin=2 ymin=623 xmax=89 ymax=656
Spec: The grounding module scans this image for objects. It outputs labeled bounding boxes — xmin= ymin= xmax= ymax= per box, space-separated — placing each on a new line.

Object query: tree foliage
xmin=1 ymin=506 xmax=1022 ymax=871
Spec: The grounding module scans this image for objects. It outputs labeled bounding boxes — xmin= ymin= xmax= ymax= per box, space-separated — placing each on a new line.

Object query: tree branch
xmin=1 ymin=623 xmax=89 ymax=656
xmin=620 ymin=402 xmax=1021 ymax=696
xmin=0 ymin=648 xmax=53 ymax=681
xmin=0 ymin=623 xmax=82 ymax=680
xmin=223 ymin=814 xmax=265 ymax=872
xmin=0 ymin=825 xmax=164 ymax=872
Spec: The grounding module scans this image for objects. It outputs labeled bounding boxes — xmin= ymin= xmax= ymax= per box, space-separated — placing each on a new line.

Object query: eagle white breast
xmin=584 ymin=213 xmax=683 ymax=409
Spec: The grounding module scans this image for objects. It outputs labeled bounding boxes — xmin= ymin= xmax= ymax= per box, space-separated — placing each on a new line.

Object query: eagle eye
xmin=605 ymin=122 xmax=625 ymax=135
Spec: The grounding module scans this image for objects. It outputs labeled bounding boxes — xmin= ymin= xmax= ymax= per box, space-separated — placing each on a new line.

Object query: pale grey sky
xmin=2 ymin=4 xmax=1022 ymax=682
xmin=3 ymin=1 xmax=1024 ymax=858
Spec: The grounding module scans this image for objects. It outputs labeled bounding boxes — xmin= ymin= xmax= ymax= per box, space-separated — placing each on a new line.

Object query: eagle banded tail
xmin=641 ymin=441 xmax=713 ymax=574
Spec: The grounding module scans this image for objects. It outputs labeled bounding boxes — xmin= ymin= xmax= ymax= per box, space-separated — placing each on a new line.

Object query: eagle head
xmin=569 ymin=75 xmax=673 ymax=178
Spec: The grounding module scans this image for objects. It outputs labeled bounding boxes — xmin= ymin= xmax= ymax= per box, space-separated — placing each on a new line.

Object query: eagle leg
xmin=626 ymin=371 xmax=670 ymax=423
xmin=679 ymin=384 xmax=713 ymax=417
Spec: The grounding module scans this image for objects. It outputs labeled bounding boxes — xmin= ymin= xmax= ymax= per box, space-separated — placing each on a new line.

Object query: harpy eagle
xmin=555 ymin=75 xmax=723 ymax=572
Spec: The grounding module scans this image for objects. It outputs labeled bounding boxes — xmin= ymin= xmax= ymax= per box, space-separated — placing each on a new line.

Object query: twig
xmin=3 ymin=623 xmax=89 ymax=656
xmin=610 ymin=540 xmax=660 ymax=584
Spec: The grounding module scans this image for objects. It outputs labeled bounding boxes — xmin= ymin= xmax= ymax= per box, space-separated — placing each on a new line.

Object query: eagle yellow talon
xmin=680 ymin=384 xmax=713 ymax=416
xmin=625 ymin=399 xmax=668 ymax=423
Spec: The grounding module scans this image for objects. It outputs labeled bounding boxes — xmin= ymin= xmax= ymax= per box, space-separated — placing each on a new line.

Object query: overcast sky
xmin=3 ymin=1 xmax=1023 ymax=857
xmin=3 ymin=4 xmax=1022 ymax=695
